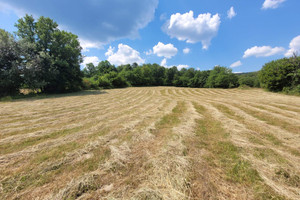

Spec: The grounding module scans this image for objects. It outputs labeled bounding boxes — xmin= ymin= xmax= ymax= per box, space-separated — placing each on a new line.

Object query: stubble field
xmin=0 ymin=87 xmax=300 ymax=200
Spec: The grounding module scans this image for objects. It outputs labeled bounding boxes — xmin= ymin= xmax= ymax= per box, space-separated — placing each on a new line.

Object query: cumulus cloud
xmin=285 ymin=35 xmax=300 ymax=57
xmin=177 ymin=64 xmax=189 ymax=70
xmin=183 ymin=48 xmax=190 ymax=54
xmin=82 ymin=56 xmax=100 ymax=66
xmin=153 ymin=42 xmax=178 ymax=58
xmin=230 ymin=60 xmax=242 ymax=68
xmin=105 ymin=44 xmax=145 ymax=66
xmin=163 ymin=10 xmax=221 ymax=49
xmin=160 ymin=58 xmax=188 ymax=70
xmin=243 ymin=46 xmax=285 ymax=58
xmin=160 ymin=58 xmax=167 ymax=67
xmin=0 ymin=0 xmax=158 ymax=49
xmin=262 ymin=0 xmax=286 ymax=9
xmin=79 ymin=39 xmax=102 ymax=52
xmin=227 ymin=6 xmax=236 ymax=19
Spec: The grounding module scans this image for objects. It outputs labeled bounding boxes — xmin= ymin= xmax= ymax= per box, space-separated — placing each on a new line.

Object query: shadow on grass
xmin=0 ymin=90 xmax=107 ymax=102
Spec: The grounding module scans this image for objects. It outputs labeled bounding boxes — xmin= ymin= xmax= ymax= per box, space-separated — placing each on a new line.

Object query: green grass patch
xmin=0 ymin=126 xmax=84 ymax=155
xmin=214 ymin=103 xmax=284 ymax=147
xmin=156 ymin=101 xmax=186 ymax=129
xmin=1 ymin=137 xmax=110 ymax=196
xmin=192 ymin=102 xmax=285 ymax=199
xmin=235 ymin=104 xmax=300 ymax=134
xmin=254 ymin=148 xmax=287 ymax=164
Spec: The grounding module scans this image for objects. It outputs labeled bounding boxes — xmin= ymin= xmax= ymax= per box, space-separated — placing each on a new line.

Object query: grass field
xmin=0 ymin=87 xmax=300 ymax=200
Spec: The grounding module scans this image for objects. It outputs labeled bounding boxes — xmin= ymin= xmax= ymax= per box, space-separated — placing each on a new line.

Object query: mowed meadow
xmin=0 ymin=87 xmax=300 ymax=200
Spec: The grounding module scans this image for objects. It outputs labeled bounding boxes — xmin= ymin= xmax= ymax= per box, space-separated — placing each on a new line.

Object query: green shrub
xmin=98 ymin=76 xmax=113 ymax=89
xmin=238 ymin=72 xmax=260 ymax=88
xmin=259 ymin=56 xmax=300 ymax=92
xmin=82 ymin=78 xmax=99 ymax=90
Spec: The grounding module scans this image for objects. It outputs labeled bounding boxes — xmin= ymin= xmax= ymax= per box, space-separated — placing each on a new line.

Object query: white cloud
xmin=105 ymin=44 xmax=145 ymax=66
xmin=0 ymin=1 xmax=26 ymax=17
xmin=183 ymin=48 xmax=190 ymax=54
xmin=164 ymin=10 xmax=221 ymax=49
xmin=285 ymin=35 xmax=300 ymax=57
xmin=153 ymin=42 xmax=178 ymax=58
xmin=105 ymin=46 xmax=115 ymax=57
xmin=1 ymin=0 xmax=158 ymax=44
xmin=230 ymin=60 xmax=242 ymax=68
xmin=177 ymin=64 xmax=189 ymax=70
xmin=243 ymin=46 xmax=285 ymax=58
xmin=227 ymin=6 xmax=236 ymax=19
xmin=160 ymin=58 xmax=167 ymax=67
xmin=82 ymin=56 xmax=100 ymax=66
xmin=79 ymin=39 xmax=102 ymax=52
xmin=160 ymin=58 xmax=188 ymax=70
xmin=145 ymin=49 xmax=153 ymax=55
xmin=262 ymin=0 xmax=286 ymax=9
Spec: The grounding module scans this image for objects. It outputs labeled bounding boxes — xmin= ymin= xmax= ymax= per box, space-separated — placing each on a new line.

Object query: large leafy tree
xmin=206 ymin=66 xmax=238 ymax=88
xmin=165 ymin=66 xmax=178 ymax=86
xmin=83 ymin=63 xmax=97 ymax=78
xmin=189 ymin=70 xmax=210 ymax=88
xmin=96 ymin=60 xmax=116 ymax=75
xmin=0 ymin=29 xmax=22 ymax=96
xmin=15 ymin=14 xmax=83 ymax=93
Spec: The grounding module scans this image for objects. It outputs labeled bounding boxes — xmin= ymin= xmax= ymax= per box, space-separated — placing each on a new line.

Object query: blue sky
xmin=0 ymin=0 xmax=300 ymax=72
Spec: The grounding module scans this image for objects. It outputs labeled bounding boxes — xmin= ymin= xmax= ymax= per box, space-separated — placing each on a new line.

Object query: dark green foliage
xmin=82 ymin=77 xmax=99 ymax=90
xmin=83 ymin=63 xmax=97 ymax=78
xmin=152 ymin=64 xmax=166 ymax=86
xmin=237 ymin=72 xmax=260 ymax=88
xmin=96 ymin=60 xmax=116 ymax=75
xmin=97 ymin=75 xmax=113 ymax=89
xmin=83 ymin=61 xmax=240 ymax=89
xmin=0 ymin=29 xmax=22 ymax=96
xmin=259 ymin=56 xmax=300 ymax=92
xmin=41 ymin=30 xmax=83 ymax=93
xmin=173 ymin=68 xmax=193 ymax=87
xmin=92 ymin=72 xmax=128 ymax=89
xmin=0 ymin=14 xmax=83 ymax=96
xmin=206 ymin=66 xmax=239 ymax=88
xmin=189 ymin=70 xmax=210 ymax=88
xmin=15 ymin=15 xmax=36 ymax=43
xmin=165 ymin=66 xmax=178 ymax=86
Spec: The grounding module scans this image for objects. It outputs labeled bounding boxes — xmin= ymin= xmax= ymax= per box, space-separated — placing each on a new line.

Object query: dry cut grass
xmin=0 ymin=87 xmax=300 ymax=200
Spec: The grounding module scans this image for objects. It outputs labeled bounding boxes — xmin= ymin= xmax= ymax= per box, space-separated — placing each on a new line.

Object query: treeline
xmin=2 ymin=14 xmax=299 ymax=97
xmin=259 ymin=55 xmax=300 ymax=94
xmin=82 ymin=61 xmax=259 ymax=89
xmin=0 ymin=15 xmax=82 ymax=97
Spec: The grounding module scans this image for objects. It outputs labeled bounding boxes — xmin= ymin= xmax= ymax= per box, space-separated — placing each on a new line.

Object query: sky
xmin=0 ymin=0 xmax=300 ymax=72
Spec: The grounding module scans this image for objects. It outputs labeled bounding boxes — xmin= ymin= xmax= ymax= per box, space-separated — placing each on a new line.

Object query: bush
xmin=237 ymin=72 xmax=260 ymax=88
xmin=259 ymin=56 xmax=300 ymax=92
xmin=98 ymin=76 xmax=113 ymax=89
xmin=82 ymin=78 xmax=99 ymax=90
xmin=111 ymin=74 xmax=128 ymax=88
xmin=282 ymin=85 xmax=300 ymax=95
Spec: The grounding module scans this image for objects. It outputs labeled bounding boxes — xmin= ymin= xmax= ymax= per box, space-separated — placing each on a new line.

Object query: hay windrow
xmin=0 ymin=87 xmax=299 ymax=200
